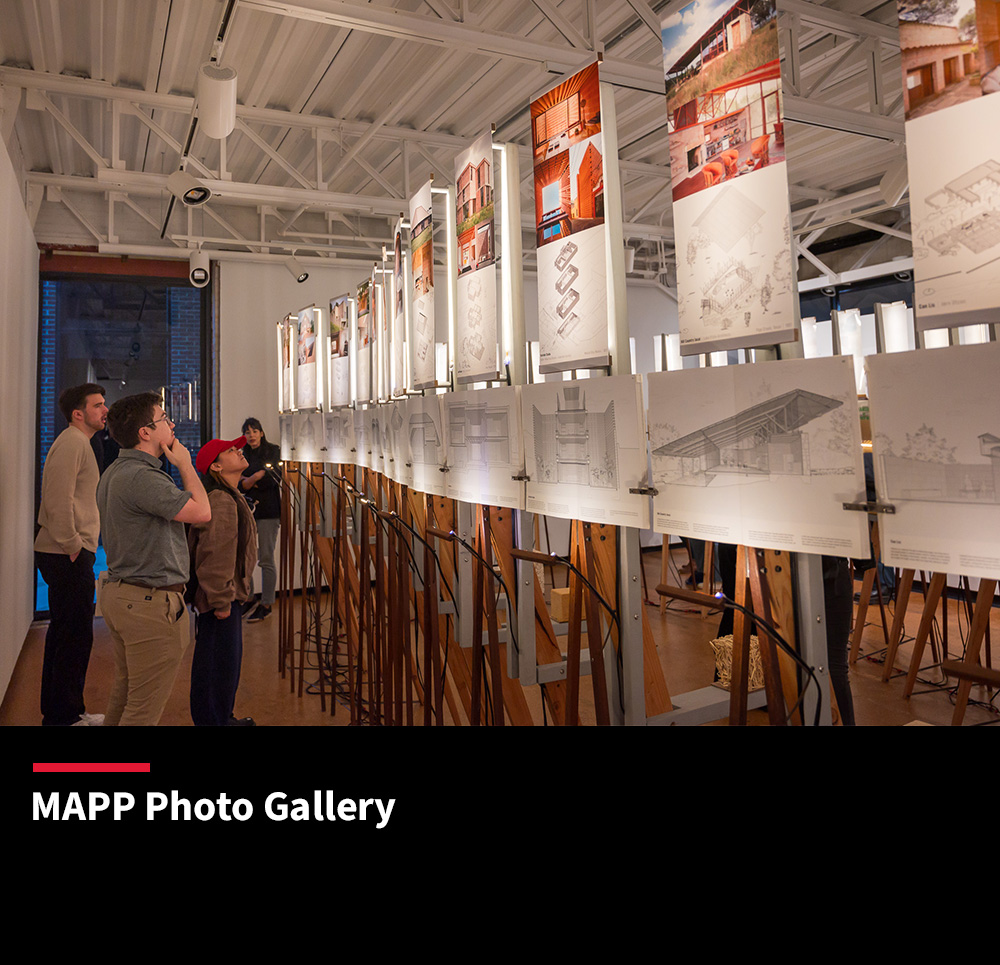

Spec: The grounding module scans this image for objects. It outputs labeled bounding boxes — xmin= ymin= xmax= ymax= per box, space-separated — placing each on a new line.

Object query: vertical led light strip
xmin=275 ymin=320 xmax=283 ymax=411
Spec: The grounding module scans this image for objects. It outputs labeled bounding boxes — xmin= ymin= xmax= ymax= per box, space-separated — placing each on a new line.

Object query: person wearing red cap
xmin=188 ymin=436 xmax=258 ymax=726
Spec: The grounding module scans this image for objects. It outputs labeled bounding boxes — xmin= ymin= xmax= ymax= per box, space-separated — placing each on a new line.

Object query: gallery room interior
xmin=1 ymin=0 xmax=998 ymax=729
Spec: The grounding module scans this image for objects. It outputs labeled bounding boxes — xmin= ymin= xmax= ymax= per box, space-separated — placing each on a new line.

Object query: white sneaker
xmin=72 ymin=713 xmax=105 ymax=726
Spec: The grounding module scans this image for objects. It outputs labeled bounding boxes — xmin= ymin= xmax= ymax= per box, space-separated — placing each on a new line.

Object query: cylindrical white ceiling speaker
xmin=197 ymin=62 xmax=238 ymax=139
xmin=624 ymin=247 xmax=636 ymax=273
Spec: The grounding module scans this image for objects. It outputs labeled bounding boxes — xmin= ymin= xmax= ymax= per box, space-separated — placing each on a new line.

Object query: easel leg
xmin=951 ymin=579 xmax=998 ymax=725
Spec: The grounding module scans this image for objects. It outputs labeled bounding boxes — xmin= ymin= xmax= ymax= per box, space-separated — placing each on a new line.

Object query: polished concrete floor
xmin=3 ymin=547 xmax=998 ymax=726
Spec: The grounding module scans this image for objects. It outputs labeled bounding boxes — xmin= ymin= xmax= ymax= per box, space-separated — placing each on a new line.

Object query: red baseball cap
xmin=195 ymin=436 xmax=246 ymax=475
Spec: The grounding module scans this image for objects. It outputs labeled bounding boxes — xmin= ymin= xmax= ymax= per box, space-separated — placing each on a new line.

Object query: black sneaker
xmin=247 ymin=604 xmax=271 ymax=623
xmin=227 ymin=715 xmax=256 ymax=726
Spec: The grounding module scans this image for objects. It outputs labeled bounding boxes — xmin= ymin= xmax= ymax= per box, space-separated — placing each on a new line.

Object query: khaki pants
xmin=100 ymin=580 xmax=190 ymax=726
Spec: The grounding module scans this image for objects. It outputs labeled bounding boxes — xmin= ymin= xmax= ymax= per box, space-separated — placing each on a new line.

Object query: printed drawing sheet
xmin=648 ymin=356 xmax=868 ymax=556
xmin=521 ymin=375 xmax=649 ymax=528
xmin=867 ymin=341 xmax=1000 ymax=580
xmin=404 ymin=394 xmax=448 ymax=498
xmin=906 ymin=98 xmax=1000 ymax=328
xmin=442 ymin=386 xmax=525 ymax=510
xmin=672 ymin=162 xmax=798 ymax=355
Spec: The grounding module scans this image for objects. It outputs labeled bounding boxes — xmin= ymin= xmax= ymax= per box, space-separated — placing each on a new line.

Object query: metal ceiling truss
xmin=1 ymin=0 xmax=912 ymax=284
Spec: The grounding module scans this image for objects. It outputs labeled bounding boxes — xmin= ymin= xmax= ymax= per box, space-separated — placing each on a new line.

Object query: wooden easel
xmin=848 ymin=518 xmax=892 ymax=665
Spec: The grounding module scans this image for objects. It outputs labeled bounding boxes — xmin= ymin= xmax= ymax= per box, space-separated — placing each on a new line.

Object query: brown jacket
xmin=188 ymin=485 xmax=258 ymax=614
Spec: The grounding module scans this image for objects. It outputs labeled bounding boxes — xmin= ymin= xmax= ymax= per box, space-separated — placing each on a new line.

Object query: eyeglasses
xmin=144 ymin=414 xmax=175 ymax=429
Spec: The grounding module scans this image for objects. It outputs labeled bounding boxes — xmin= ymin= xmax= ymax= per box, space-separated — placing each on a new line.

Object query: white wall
xmin=0 ymin=138 xmax=40 ymax=699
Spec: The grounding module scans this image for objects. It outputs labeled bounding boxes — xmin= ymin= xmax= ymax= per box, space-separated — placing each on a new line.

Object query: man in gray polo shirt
xmin=97 ymin=392 xmax=211 ymax=725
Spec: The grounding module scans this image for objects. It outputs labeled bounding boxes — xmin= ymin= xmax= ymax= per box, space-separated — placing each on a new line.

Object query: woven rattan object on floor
xmin=710 ymin=634 xmax=764 ymax=691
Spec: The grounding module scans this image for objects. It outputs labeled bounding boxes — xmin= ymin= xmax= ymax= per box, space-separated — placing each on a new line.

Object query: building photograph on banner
xmin=443 ymin=386 xmax=525 ymax=510
xmin=661 ymin=0 xmax=798 ymax=356
xmin=662 ymin=0 xmax=783 ymax=201
xmin=392 ymin=219 xmax=407 ymax=396
xmin=455 ymin=131 xmax=499 ymax=383
xmin=867 ymin=341 xmax=1000 ymax=580
xmin=648 ymin=356 xmax=868 ymax=556
xmin=521 ymin=375 xmax=650 ymax=528
xmin=531 ymin=61 xmax=611 ymax=373
xmin=409 ymin=180 xmax=436 ymax=389
xmin=296 ymin=305 xmax=320 ymax=410
xmin=356 ymin=277 xmax=372 ymax=403
xmin=900 ymin=0 xmax=1000 ymax=328
xmin=279 ymin=313 xmax=294 ymax=411
xmin=329 ymin=294 xmax=351 ymax=408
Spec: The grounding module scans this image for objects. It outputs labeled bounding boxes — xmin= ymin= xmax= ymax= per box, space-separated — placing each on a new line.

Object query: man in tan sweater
xmin=34 ymin=383 xmax=108 ymax=726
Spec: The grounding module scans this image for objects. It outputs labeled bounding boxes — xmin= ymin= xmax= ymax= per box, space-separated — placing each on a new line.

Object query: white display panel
xmin=455 ymin=131 xmax=499 ymax=384
xmin=442 ymin=385 xmax=525 ymax=510
xmin=867 ymin=341 xmax=1000 ymax=580
xmin=290 ymin=409 xmax=324 ymax=463
xmin=409 ymin=179 xmax=437 ymax=389
xmin=279 ymin=411 xmax=293 ymax=460
xmin=328 ymin=294 xmax=351 ymax=408
xmin=323 ymin=407 xmax=356 ymax=465
xmin=404 ymin=394 xmax=447 ymax=497
xmin=905 ymin=90 xmax=1000 ymax=328
xmin=521 ymin=374 xmax=650 ymax=527
xmin=672 ymin=161 xmax=798 ymax=355
xmin=648 ymin=356 xmax=868 ymax=557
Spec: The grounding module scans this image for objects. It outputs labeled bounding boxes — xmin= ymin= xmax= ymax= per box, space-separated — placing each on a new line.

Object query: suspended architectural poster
xmin=898 ymin=0 xmax=1000 ymax=329
xmin=455 ymin=131 xmax=499 ymax=383
xmin=660 ymin=0 xmax=798 ymax=355
xmin=521 ymin=375 xmax=650 ymax=527
xmin=392 ymin=218 xmax=407 ymax=396
xmin=356 ymin=277 xmax=372 ymax=403
xmin=328 ymin=293 xmax=351 ymax=408
xmin=409 ymin=179 xmax=437 ymax=389
xmin=648 ymin=356 xmax=868 ymax=556
xmin=279 ymin=313 xmax=294 ymax=411
xmin=867 ymin=341 xmax=1000 ymax=579
xmin=296 ymin=305 xmax=321 ymax=409
xmin=531 ymin=61 xmax=612 ymax=372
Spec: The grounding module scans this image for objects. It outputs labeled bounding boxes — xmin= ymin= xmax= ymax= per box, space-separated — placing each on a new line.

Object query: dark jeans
xmin=36 ymin=549 xmax=96 ymax=725
xmin=190 ymin=607 xmax=244 ymax=726
xmin=823 ymin=555 xmax=856 ymax=726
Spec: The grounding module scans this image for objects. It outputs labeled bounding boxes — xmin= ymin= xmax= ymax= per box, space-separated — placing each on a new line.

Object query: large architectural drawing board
xmin=867 ymin=341 xmax=1000 ymax=580
xmin=521 ymin=374 xmax=650 ymax=527
xmin=648 ymin=355 xmax=868 ymax=556
xmin=442 ymin=385 xmax=525 ymax=510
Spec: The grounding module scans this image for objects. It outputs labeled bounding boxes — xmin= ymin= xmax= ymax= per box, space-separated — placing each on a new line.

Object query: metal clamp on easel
xmin=842 ymin=500 xmax=896 ymax=514
xmin=629 ymin=486 xmax=659 ymax=496
xmin=511 ymin=473 xmax=530 ymax=481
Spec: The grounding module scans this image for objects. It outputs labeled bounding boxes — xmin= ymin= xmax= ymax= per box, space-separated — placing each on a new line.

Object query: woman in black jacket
xmin=239 ymin=417 xmax=282 ymax=622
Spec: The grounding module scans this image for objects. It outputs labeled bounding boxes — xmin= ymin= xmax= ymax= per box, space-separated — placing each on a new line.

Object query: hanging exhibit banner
xmin=648 ymin=355 xmax=868 ymax=556
xmin=531 ymin=61 xmax=612 ymax=373
xmin=290 ymin=409 xmax=324 ymax=463
xmin=392 ymin=219 xmax=407 ymax=396
xmin=867 ymin=341 xmax=1000 ymax=579
xmin=329 ymin=294 xmax=351 ymax=408
xmin=521 ymin=375 xmax=650 ymax=527
xmin=899 ymin=0 xmax=1000 ymax=329
xmin=279 ymin=411 xmax=293 ymax=460
xmin=443 ymin=386 xmax=525 ymax=510
xmin=295 ymin=306 xmax=320 ymax=409
xmin=455 ymin=131 xmax=499 ymax=383
xmin=356 ymin=277 xmax=372 ymax=403
xmin=279 ymin=314 xmax=294 ymax=411
xmin=660 ymin=0 xmax=798 ymax=355
xmin=409 ymin=179 xmax=437 ymax=389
